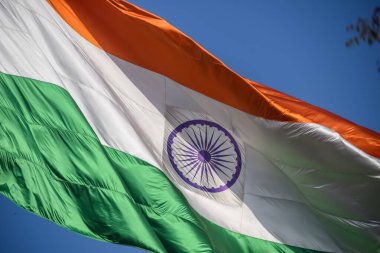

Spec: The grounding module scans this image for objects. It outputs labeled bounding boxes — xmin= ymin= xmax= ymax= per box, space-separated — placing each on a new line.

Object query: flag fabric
xmin=0 ymin=0 xmax=379 ymax=252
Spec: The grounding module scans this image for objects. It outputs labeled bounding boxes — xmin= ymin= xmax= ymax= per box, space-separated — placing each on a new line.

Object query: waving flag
xmin=0 ymin=0 xmax=379 ymax=252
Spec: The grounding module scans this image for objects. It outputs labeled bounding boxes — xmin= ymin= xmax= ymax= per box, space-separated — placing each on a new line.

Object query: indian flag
xmin=0 ymin=0 xmax=379 ymax=252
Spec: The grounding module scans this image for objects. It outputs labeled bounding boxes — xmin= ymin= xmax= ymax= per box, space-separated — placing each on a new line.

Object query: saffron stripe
xmin=47 ymin=0 xmax=380 ymax=158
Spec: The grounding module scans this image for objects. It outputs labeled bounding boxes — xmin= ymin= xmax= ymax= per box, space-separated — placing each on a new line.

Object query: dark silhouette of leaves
xmin=346 ymin=6 xmax=380 ymax=72
xmin=346 ymin=6 xmax=380 ymax=47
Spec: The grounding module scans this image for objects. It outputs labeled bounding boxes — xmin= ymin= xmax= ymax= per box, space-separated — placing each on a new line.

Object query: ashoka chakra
xmin=167 ymin=120 xmax=242 ymax=192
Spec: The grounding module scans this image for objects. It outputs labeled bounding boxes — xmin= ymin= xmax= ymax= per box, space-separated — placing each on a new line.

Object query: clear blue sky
xmin=1 ymin=1 xmax=379 ymax=252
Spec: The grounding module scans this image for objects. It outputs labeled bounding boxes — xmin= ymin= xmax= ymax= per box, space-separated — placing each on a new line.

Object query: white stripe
xmin=1 ymin=1 xmax=379 ymax=252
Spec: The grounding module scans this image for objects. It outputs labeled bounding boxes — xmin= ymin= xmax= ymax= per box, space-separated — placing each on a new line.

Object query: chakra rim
xmin=167 ymin=120 xmax=242 ymax=192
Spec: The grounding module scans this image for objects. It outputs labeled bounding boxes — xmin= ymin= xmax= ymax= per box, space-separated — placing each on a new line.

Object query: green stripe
xmin=0 ymin=72 xmax=325 ymax=253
